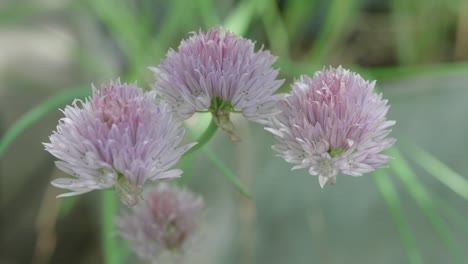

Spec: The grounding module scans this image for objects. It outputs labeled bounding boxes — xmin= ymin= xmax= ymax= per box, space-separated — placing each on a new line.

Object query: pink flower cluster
xmin=115 ymin=183 xmax=204 ymax=262
xmin=150 ymin=27 xmax=285 ymax=124
xmin=44 ymin=80 xmax=195 ymax=206
xmin=265 ymin=67 xmax=396 ymax=187
xmin=44 ymin=26 xmax=396 ymax=261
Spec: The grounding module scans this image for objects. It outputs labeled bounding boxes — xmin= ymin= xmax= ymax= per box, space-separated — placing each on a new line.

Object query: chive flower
xmin=150 ymin=27 xmax=285 ymax=141
xmin=115 ymin=183 xmax=205 ymax=263
xmin=266 ymin=67 xmax=396 ymax=187
xmin=44 ymin=80 xmax=195 ymax=206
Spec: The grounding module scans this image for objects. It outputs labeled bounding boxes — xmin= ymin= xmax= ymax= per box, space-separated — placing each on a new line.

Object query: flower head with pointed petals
xmin=266 ymin=66 xmax=396 ymax=187
xmin=115 ymin=183 xmax=205 ymax=263
xmin=44 ymin=80 xmax=195 ymax=206
xmin=150 ymin=27 xmax=285 ymax=140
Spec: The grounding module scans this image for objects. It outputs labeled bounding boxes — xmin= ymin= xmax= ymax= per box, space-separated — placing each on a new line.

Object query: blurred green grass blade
xmin=142 ymin=0 xmax=197 ymax=77
xmin=0 ymin=2 xmax=40 ymax=25
xmin=0 ymin=87 xmax=89 ymax=158
xmin=88 ymin=0 xmax=141 ymax=52
xmin=275 ymin=60 xmax=468 ymax=82
xmin=408 ymin=145 xmax=468 ymax=201
xmin=198 ymin=0 xmax=221 ymax=28
xmin=391 ymin=0 xmax=419 ymax=64
xmin=388 ymin=148 xmax=463 ymax=262
xmin=256 ymin=0 xmax=290 ymax=59
xmin=87 ymin=0 xmax=154 ymax=82
xmin=305 ymin=0 xmax=358 ymax=64
xmin=223 ymin=0 xmax=256 ymax=35
xmin=275 ymin=58 xmax=322 ymax=78
xmin=374 ymin=170 xmax=423 ymax=264
xmin=365 ymin=62 xmax=468 ymax=81
xmin=0 ymin=87 xmax=89 ymax=220
xmin=391 ymin=0 xmax=453 ymax=65
xmin=59 ymin=196 xmax=80 ymax=217
xmin=154 ymin=0 xmax=196 ymax=46
xmin=435 ymin=196 xmax=468 ymax=237
xmin=86 ymin=0 xmax=139 ymax=80
xmin=283 ymin=0 xmax=317 ymax=44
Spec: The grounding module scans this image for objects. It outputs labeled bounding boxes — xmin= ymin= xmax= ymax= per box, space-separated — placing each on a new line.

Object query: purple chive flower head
xmin=150 ymin=27 xmax=285 ymax=141
xmin=115 ymin=183 xmax=205 ymax=263
xmin=266 ymin=66 xmax=396 ymax=188
xmin=44 ymin=80 xmax=195 ymax=206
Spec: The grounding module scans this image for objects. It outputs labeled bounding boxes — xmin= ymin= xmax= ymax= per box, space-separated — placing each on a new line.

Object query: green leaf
xmin=223 ymin=0 xmax=256 ymax=35
xmin=256 ymin=0 xmax=290 ymax=59
xmin=374 ymin=170 xmax=423 ymax=264
xmin=0 ymin=87 xmax=90 ymax=158
xmin=407 ymin=145 xmax=468 ymax=201
xmin=388 ymin=148 xmax=463 ymax=262
xmin=305 ymin=0 xmax=358 ymax=64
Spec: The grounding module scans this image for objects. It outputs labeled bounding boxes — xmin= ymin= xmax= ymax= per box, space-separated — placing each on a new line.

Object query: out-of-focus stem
xmin=183 ymin=117 xmax=218 ymax=157
xmin=185 ymin=115 xmax=252 ymax=198
xmin=202 ymin=148 xmax=252 ymax=198
xmin=237 ymin=120 xmax=256 ymax=264
xmin=101 ymin=190 xmax=120 ymax=264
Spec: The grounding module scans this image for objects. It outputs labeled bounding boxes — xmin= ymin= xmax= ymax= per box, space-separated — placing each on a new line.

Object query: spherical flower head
xmin=266 ymin=66 xmax=396 ymax=188
xmin=44 ymin=80 xmax=195 ymax=206
xmin=115 ymin=183 xmax=205 ymax=263
xmin=150 ymin=27 xmax=285 ymax=141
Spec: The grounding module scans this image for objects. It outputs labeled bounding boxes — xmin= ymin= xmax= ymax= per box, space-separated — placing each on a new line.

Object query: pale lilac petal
xmin=151 ymin=169 xmax=183 ymax=180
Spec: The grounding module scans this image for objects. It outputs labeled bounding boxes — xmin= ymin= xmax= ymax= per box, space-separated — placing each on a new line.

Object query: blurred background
xmin=1 ymin=0 xmax=468 ymax=263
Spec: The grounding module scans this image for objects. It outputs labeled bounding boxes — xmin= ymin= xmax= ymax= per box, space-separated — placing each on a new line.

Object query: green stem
xmin=101 ymin=190 xmax=120 ymax=264
xmin=0 ymin=87 xmax=89 ymax=158
xmin=202 ymin=148 xmax=252 ymax=198
xmin=184 ymin=116 xmax=252 ymax=198
xmin=183 ymin=117 xmax=218 ymax=157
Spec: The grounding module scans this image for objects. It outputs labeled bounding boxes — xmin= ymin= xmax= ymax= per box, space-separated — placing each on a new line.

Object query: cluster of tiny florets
xmin=44 ymin=80 xmax=195 ymax=206
xmin=265 ymin=66 xmax=396 ymax=187
xmin=150 ymin=27 xmax=285 ymax=124
xmin=115 ymin=183 xmax=205 ymax=263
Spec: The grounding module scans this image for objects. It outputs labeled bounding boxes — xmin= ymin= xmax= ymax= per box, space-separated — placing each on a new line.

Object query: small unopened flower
xmin=44 ymin=80 xmax=195 ymax=206
xmin=115 ymin=183 xmax=205 ymax=263
xmin=266 ymin=66 xmax=396 ymax=188
xmin=150 ymin=27 xmax=285 ymax=141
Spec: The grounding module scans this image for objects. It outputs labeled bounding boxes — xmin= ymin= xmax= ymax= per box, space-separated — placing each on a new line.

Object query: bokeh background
xmin=1 ymin=0 xmax=468 ymax=263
